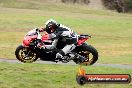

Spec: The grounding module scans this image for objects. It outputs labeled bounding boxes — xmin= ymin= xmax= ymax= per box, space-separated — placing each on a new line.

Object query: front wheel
xmin=15 ymin=45 xmax=38 ymax=63
xmin=74 ymin=44 xmax=98 ymax=65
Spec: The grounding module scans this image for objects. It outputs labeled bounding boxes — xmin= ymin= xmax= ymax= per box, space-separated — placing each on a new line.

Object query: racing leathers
xmin=39 ymin=24 xmax=78 ymax=61
xmin=52 ymin=24 xmax=78 ymax=61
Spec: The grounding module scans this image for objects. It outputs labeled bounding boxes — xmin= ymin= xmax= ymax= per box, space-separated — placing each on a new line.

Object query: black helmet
xmin=45 ymin=19 xmax=59 ymax=34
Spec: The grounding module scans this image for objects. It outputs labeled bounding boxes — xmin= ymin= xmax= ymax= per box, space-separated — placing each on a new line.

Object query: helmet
xmin=45 ymin=19 xmax=59 ymax=34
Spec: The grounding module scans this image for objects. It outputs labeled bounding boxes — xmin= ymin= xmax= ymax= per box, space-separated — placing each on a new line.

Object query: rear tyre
xmin=15 ymin=45 xmax=38 ymax=63
xmin=74 ymin=44 xmax=98 ymax=65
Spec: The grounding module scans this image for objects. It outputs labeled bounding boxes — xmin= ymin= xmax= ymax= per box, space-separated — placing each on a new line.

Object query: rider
xmin=37 ymin=19 xmax=85 ymax=62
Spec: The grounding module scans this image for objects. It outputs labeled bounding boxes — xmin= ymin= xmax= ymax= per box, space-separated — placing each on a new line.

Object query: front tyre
xmin=15 ymin=45 xmax=38 ymax=63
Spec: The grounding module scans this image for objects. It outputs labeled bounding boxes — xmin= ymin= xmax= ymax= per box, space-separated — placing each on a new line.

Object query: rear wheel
xmin=74 ymin=44 xmax=98 ymax=65
xmin=15 ymin=45 xmax=38 ymax=63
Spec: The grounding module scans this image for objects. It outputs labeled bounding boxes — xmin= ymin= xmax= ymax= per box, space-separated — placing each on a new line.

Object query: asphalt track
xmin=0 ymin=58 xmax=132 ymax=69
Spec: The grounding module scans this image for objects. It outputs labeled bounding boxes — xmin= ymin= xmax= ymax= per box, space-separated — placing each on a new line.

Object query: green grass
xmin=0 ymin=0 xmax=132 ymax=64
xmin=0 ymin=62 xmax=131 ymax=88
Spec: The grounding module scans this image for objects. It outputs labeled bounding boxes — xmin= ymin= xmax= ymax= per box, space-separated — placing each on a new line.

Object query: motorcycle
xmin=15 ymin=29 xmax=98 ymax=65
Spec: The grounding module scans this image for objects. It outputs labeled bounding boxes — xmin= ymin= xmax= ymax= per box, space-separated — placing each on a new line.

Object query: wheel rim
xmin=18 ymin=48 xmax=37 ymax=63
xmin=78 ymin=51 xmax=94 ymax=65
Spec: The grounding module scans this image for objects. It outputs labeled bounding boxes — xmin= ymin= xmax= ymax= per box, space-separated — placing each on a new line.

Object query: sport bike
xmin=15 ymin=29 xmax=98 ymax=65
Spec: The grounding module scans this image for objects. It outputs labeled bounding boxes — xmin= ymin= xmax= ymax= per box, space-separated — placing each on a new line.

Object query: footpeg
xmin=76 ymin=54 xmax=86 ymax=63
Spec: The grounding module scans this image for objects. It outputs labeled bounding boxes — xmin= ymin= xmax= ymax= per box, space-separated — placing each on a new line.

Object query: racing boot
xmin=55 ymin=50 xmax=65 ymax=63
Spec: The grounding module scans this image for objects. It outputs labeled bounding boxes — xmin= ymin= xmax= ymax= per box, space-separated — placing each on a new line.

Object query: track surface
xmin=0 ymin=58 xmax=132 ymax=69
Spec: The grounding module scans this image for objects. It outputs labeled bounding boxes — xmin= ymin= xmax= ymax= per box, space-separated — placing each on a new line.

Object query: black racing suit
xmin=48 ymin=24 xmax=78 ymax=60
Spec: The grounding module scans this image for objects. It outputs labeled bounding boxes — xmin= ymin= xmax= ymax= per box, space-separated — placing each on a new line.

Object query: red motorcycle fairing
xmin=41 ymin=33 xmax=50 ymax=42
xmin=77 ymin=38 xmax=88 ymax=45
xmin=23 ymin=35 xmax=37 ymax=47
xmin=77 ymin=34 xmax=90 ymax=45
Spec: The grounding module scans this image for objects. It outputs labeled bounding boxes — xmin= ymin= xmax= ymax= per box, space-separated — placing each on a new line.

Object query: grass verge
xmin=0 ymin=62 xmax=132 ymax=88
